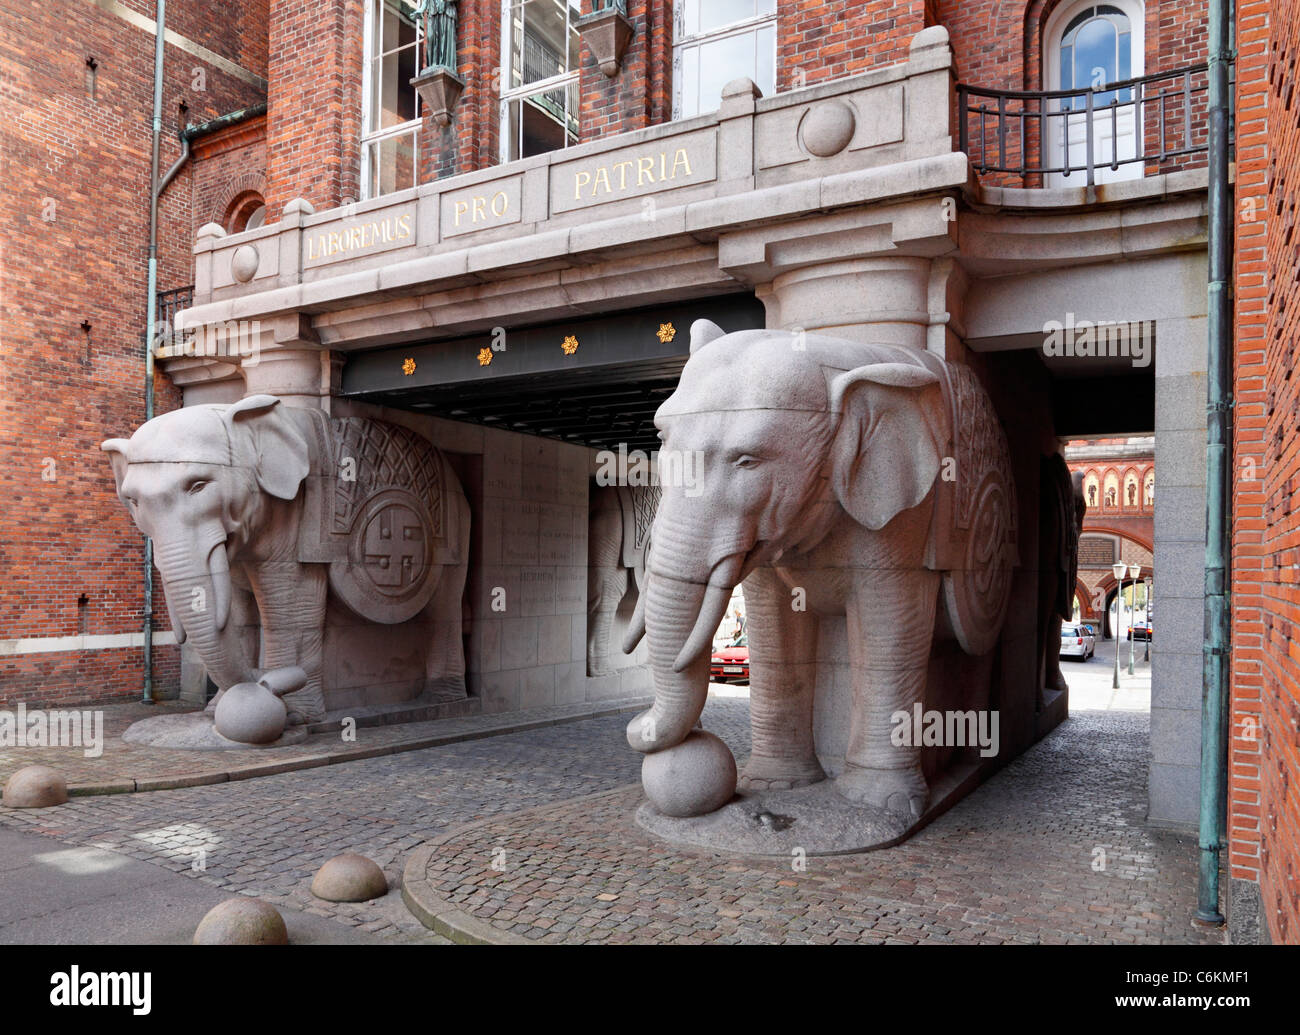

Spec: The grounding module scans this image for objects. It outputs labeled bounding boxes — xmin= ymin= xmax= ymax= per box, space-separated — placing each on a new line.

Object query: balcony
xmin=957 ymin=64 xmax=1219 ymax=190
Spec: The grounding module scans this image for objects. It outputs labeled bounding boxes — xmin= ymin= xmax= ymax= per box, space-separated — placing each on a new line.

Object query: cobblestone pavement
xmin=0 ymin=697 xmax=649 ymax=793
xmin=0 ymin=697 xmax=749 ymax=943
xmin=0 ymin=690 xmax=1222 ymax=945
xmin=405 ymin=708 xmax=1224 ymax=945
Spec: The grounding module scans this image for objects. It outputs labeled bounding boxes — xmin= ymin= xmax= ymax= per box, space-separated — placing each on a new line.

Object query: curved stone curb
xmin=54 ymin=698 xmax=653 ymax=800
xmin=400 ymin=784 xmax=644 ymax=945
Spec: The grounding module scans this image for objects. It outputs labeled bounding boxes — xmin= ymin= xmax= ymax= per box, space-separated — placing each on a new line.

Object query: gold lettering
xmin=472 ymin=196 xmax=487 ymax=222
xmin=491 ymin=190 xmax=509 ymax=218
xmin=397 ymin=212 xmax=412 ymax=238
xmin=307 ymin=235 xmax=319 ymax=262
xmin=348 ymin=227 xmax=362 ymax=250
xmin=454 ymin=200 xmax=468 ymax=227
xmin=327 ymin=231 xmax=341 ymax=256
xmin=671 ymin=147 xmax=692 ymax=179
xmin=574 ymin=170 xmax=591 ymax=199
xmin=659 ymin=151 xmax=667 ymax=180
xmin=612 ymin=160 xmax=633 ymax=191
xmin=636 ymin=155 xmax=654 ymax=186
xmin=593 ymin=167 xmax=612 ymax=195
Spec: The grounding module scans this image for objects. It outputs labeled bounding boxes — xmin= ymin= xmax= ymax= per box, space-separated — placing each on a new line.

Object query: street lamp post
xmin=1143 ymin=576 xmax=1151 ymax=662
xmin=1112 ymin=561 xmax=1127 ymax=690
xmin=1128 ymin=563 xmax=1142 ymax=675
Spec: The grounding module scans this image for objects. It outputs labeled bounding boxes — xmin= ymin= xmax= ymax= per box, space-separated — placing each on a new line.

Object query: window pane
xmin=381 ymin=1 xmax=418 ymax=56
xmin=697 ymin=0 xmax=758 ymax=34
xmin=1118 ymin=30 xmax=1132 ymax=99
xmin=504 ymin=80 xmax=578 ymax=161
xmin=1073 ymin=17 xmax=1117 ymax=93
xmin=695 ymin=31 xmax=756 ymax=116
xmin=512 ymin=0 xmax=577 ymax=88
xmin=373 ymin=47 xmax=419 ymax=129
xmin=755 ymin=23 xmax=775 ymax=95
xmin=680 ymin=45 xmax=700 ymax=118
xmin=370 ymin=131 xmax=417 ymax=197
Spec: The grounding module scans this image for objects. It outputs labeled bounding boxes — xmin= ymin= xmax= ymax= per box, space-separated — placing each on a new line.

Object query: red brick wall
xmin=266 ymin=0 xmax=362 ymax=213
xmin=0 ymin=0 xmax=264 ymax=707
xmin=778 ymin=0 xmax=925 ymax=91
xmin=191 ymin=117 xmax=269 ymax=231
xmin=576 ymin=0 xmax=673 ymax=144
xmin=424 ymin=0 xmax=502 ymax=181
xmin=1232 ymin=0 xmax=1298 ymax=945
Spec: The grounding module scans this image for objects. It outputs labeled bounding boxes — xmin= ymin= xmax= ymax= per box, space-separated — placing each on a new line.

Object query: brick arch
xmin=213 ymin=169 xmax=268 ymax=231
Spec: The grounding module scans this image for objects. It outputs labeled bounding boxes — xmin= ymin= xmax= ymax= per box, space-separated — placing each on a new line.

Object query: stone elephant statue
xmin=1038 ymin=457 xmax=1086 ymax=704
xmin=587 ymin=482 xmax=658 ymax=677
xmin=102 ymin=394 xmax=469 ymax=727
xmin=623 ymin=320 xmax=1018 ymax=820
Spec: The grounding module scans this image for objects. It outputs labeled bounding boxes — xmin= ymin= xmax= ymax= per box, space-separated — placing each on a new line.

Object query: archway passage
xmin=341 ymin=294 xmax=765 ymax=453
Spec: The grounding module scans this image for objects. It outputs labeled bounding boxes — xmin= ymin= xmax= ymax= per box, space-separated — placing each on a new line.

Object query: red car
xmin=710 ymin=636 xmax=750 ymax=683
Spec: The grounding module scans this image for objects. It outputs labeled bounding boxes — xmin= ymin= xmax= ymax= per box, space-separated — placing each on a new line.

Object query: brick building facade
xmin=4 ymin=0 xmax=1297 ymax=944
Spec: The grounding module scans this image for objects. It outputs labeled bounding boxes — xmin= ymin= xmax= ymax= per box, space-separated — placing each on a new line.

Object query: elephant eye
xmin=123 ymin=496 xmax=137 ymax=508
xmin=186 ymin=479 xmax=209 ymax=495
xmin=732 ymin=454 xmax=761 ymax=470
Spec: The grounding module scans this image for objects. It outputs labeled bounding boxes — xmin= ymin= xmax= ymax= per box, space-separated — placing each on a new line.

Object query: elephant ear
xmin=689 ymin=319 xmax=726 ymax=354
xmin=224 ymin=395 xmax=311 ymax=501
xmin=828 ymin=363 xmax=947 ymax=531
xmin=100 ymin=439 xmax=130 ymax=493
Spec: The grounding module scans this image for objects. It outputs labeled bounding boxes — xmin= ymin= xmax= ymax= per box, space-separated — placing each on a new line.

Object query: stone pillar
xmin=758 ymin=255 xmax=935 ymax=348
xmin=1149 ymin=311 xmax=1209 ymax=828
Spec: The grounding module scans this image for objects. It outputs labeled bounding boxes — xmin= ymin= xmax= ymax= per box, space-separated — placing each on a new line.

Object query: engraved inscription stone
xmin=550 ymin=129 xmax=718 ymax=214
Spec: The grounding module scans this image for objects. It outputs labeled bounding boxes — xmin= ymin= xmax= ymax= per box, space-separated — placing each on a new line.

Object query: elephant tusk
xmin=208 ymin=542 xmax=232 ymax=633
xmin=621 ymin=577 xmax=648 ymax=654
xmin=163 ymin=588 xmax=187 ymax=645
xmin=671 ymin=555 xmax=745 ymax=673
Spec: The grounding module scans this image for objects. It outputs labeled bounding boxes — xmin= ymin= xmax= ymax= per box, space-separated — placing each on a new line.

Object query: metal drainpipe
xmin=141 ymin=0 xmax=167 ymax=704
xmin=1196 ymin=0 xmax=1234 ymax=925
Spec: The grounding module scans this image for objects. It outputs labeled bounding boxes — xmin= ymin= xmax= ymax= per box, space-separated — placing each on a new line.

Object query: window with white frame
xmin=673 ymin=0 xmax=776 ymax=120
xmin=500 ymin=0 xmax=582 ymax=162
xmin=362 ymin=0 xmax=423 ymax=199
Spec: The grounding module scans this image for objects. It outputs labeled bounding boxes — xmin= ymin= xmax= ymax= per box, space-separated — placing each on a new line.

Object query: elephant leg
xmin=1046 ymin=614 xmax=1069 ymax=694
xmin=737 ymin=566 xmax=826 ymax=791
xmin=426 ymin=492 xmax=470 ymax=700
xmin=835 ymin=565 xmax=941 ymax=819
xmin=247 ymin=561 xmax=328 ymax=724
xmin=586 ymin=495 xmax=625 ymax=677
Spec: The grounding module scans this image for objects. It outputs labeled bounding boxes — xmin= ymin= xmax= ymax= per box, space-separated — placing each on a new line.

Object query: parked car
xmin=710 ymin=635 xmax=750 ymax=683
xmin=1128 ymin=620 xmax=1153 ymax=641
xmin=1060 ymin=623 xmax=1095 ymax=660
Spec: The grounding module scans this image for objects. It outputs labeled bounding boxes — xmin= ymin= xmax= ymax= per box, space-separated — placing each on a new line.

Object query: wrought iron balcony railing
xmin=957 ymin=63 xmax=1221 ymax=187
xmin=155 ymin=285 xmax=194 ymax=352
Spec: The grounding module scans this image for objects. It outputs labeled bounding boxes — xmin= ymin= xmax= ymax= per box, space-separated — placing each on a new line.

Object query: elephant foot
xmin=834 ymin=762 xmax=929 ymax=821
xmin=587 ymin=655 xmax=612 ymax=678
xmin=738 ymin=754 xmax=826 ymax=793
xmin=285 ymin=711 xmax=307 ymax=727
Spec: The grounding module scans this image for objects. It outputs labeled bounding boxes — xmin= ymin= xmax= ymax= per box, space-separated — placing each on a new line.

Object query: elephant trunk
xmin=626 ymin=524 xmax=747 ymax=754
xmin=154 ymin=532 xmax=246 ymax=690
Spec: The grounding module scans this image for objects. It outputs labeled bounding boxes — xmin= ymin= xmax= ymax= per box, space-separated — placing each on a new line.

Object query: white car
xmin=1059 ymin=623 xmax=1095 ymax=660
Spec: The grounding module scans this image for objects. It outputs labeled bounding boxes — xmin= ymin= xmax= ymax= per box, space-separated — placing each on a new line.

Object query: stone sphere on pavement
xmin=641 ymin=730 xmax=737 ymax=818
xmin=193 ymin=897 xmax=289 ymax=945
xmin=2 ymin=765 xmax=69 ymax=809
xmin=214 ymin=680 xmax=288 ymax=745
xmin=310 ymin=852 xmax=388 ymax=903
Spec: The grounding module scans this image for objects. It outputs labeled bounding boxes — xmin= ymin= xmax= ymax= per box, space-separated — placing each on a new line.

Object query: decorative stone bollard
xmin=2 ymin=765 xmax=69 ymax=809
xmin=310 ymin=852 xmax=388 ymax=903
xmin=193 ymin=897 xmax=289 ymax=945
xmin=641 ymin=731 xmax=737 ymax=818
